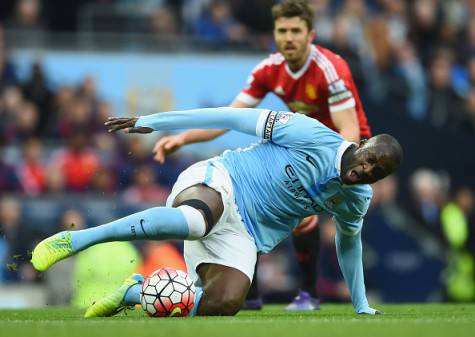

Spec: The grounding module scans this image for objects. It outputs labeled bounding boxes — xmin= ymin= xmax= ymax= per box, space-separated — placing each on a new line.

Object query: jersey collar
xmin=284 ymin=44 xmax=315 ymax=80
xmin=335 ymin=140 xmax=357 ymax=175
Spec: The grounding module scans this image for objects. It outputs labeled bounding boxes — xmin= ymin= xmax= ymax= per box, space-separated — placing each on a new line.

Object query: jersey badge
xmin=305 ymin=83 xmax=318 ymax=100
xmin=277 ymin=111 xmax=293 ymax=125
xmin=288 ymin=101 xmax=319 ymax=115
xmin=325 ymin=194 xmax=344 ymax=208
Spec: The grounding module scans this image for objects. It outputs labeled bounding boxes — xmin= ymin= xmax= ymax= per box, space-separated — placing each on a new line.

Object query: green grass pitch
xmin=1 ymin=304 xmax=475 ymax=337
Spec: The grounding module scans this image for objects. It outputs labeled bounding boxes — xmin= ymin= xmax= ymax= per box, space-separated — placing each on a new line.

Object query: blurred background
xmin=0 ymin=0 xmax=474 ymax=308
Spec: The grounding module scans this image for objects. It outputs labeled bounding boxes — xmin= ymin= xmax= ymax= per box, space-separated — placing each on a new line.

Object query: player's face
xmin=342 ymin=142 xmax=392 ymax=185
xmin=274 ymin=17 xmax=314 ymax=65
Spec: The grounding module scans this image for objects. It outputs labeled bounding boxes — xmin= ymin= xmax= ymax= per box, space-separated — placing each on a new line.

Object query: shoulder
xmin=312 ymin=45 xmax=351 ymax=78
xmin=251 ymin=52 xmax=286 ymax=74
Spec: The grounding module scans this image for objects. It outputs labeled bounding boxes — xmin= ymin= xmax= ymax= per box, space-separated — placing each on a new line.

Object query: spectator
xmin=21 ymin=63 xmax=53 ymax=136
xmin=71 ymin=241 xmax=141 ymax=308
xmin=426 ymin=49 xmax=464 ymax=130
xmin=192 ymin=0 xmax=247 ymax=44
xmin=6 ymin=99 xmax=40 ymax=142
xmin=122 ymin=164 xmax=169 ymax=205
xmin=0 ymin=196 xmax=38 ymax=283
xmin=1 ymin=86 xmax=23 ymax=143
xmin=0 ymin=143 xmax=20 ymax=191
xmin=408 ymin=0 xmax=443 ymax=67
xmin=44 ymin=208 xmax=87 ymax=305
xmin=114 ymin=136 xmax=159 ymax=188
xmin=44 ymin=165 xmax=66 ymax=194
xmin=14 ymin=137 xmax=46 ymax=196
xmin=57 ymin=97 xmax=93 ymax=138
xmin=137 ymin=241 xmax=186 ymax=278
xmin=310 ymin=0 xmax=334 ymax=46
xmin=91 ymin=166 xmax=116 ymax=194
xmin=50 ymin=132 xmax=101 ymax=192
xmin=440 ymin=187 xmax=475 ymax=302
xmin=393 ymin=41 xmax=427 ymax=120
xmin=407 ymin=169 xmax=448 ymax=244
xmin=459 ymin=86 xmax=475 ymax=135
xmin=149 ymin=6 xmax=179 ymax=37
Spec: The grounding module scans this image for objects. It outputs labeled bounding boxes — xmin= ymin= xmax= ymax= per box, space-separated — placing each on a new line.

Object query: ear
xmin=309 ymin=30 xmax=316 ymax=43
xmin=359 ymin=139 xmax=368 ymax=147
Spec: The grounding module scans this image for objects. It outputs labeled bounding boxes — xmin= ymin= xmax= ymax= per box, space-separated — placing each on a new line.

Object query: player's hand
xmin=293 ymin=215 xmax=318 ymax=235
xmin=357 ymin=307 xmax=384 ymax=315
xmin=105 ymin=117 xmax=154 ymax=134
xmin=153 ymin=134 xmax=186 ymax=164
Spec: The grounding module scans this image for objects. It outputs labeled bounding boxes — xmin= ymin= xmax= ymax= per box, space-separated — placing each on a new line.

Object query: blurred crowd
xmin=1 ymin=0 xmax=475 ymax=134
xmin=0 ymin=0 xmax=475 ymax=305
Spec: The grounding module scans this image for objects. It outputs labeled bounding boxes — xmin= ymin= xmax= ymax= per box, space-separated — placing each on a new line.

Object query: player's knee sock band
xmin=177 ymin=199 xmax=215 ymax=235
xmin=69 ymin=206 xmax=206 ymax=252
xmin=177 ymin=205 xmax=207 ymax=239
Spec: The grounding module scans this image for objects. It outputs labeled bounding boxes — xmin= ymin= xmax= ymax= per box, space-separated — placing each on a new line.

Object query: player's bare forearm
xmin=331 ymin=107 xmax=360 ymax=143
xmin=338 ymin=125 xmax=360 ymax=143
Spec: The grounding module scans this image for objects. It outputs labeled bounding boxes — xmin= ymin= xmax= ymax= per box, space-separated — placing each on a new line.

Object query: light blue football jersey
xmin=136 ymin=107 xmax=377 ymax=314
xmin=217 ymin=111 xmax=372 ymax=253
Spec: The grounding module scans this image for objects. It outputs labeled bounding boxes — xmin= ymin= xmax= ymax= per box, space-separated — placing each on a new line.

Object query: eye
xmin=367 ymin=155 xmax=377 ymax=164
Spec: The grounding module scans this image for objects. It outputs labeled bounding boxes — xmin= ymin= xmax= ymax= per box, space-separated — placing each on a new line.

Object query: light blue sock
xmin=69 ymin=207 xmax=189 ymax=252
xmin=188 ymin=287 xmax=203 ymax=317
xmin=124 ymin=283 xmax=142 ymax=305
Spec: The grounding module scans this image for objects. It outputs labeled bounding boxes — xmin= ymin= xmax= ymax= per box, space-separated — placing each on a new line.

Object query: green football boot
xmin=31 ymin=231 xmax=75 ymax=272
xmin=84 ymin=274 xmax=144 ymax=318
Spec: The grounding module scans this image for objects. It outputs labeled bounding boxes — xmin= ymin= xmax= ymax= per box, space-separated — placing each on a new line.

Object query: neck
xmin=288 ymin=45 xmax=311 ymax=72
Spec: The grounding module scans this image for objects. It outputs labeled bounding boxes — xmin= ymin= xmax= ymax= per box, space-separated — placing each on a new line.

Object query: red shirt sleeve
xmin=236 ymin=58 xmax=271 ymax=107
xmin=326 ymin=57 xmax=356 ymax=113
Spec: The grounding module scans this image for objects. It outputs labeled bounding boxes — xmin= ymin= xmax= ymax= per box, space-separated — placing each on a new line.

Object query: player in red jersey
xmin=152 ymin=0 xmax=372 ymax=311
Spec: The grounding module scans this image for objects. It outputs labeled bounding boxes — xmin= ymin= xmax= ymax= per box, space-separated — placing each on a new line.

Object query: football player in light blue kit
xmin=31 ymin=107 xmax=402 ymax=317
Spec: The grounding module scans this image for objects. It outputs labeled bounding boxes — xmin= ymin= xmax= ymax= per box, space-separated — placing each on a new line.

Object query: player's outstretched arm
xmin=106 ymin=108 xmax=268 ymax=137
xmin=152 ymin=98 xmax=253 ymax=163
xmin=335 ymin=227 xmax=383 ymax=315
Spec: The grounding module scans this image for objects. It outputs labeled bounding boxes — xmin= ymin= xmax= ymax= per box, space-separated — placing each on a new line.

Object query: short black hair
xmin=374 ymin=134 xmax=403 ymax=173
xmin=271 ymin=0 xmax=314 ymax=31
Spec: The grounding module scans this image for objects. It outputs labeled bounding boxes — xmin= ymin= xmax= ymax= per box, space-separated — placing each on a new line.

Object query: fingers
xmin=104 ymin=117 xmax=130 ymax=125
xmin=152 ymin=136 xmax=182 ymax=164
xmin=126 ymin=127 xmax=154 ymax=134
xmin=153 ymin=138 xmax=170 ymax=164
xmin=104 ymin=117 xmax=138 ymax=133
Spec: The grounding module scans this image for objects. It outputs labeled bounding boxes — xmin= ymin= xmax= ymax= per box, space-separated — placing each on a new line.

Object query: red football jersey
xmin=236 ymin=44 xmax=372 ymax=139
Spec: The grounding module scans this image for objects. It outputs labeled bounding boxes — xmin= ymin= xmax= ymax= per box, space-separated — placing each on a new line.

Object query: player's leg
xmin=31 ymin=184 xmax=222 ymax=272
xmin=243 ymin=258 xmax=263 ymax=310
xmin=195 ymin=263 xmax=250 ymax=316
xmin=287 ymin=222 xmax=321 ymax=311
xmin=83 ymin=184 xmax=224 ymax=318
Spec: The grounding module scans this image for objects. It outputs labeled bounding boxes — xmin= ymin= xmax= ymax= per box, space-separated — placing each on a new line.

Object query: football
xmin=140 ymin=268 xmax=196 ymax=317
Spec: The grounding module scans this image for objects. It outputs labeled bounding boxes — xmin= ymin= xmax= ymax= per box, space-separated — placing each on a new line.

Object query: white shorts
xmin=166 ymin=159 xmax=257 ymax=285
